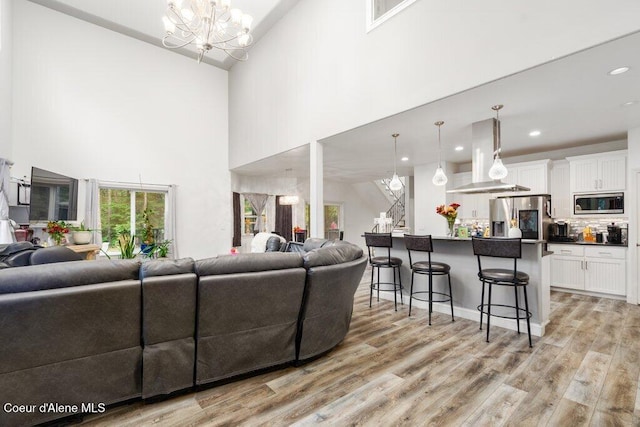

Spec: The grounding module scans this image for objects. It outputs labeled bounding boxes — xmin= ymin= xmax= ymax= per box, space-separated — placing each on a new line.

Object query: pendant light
xmin=488 ymin=104 xmax=509 ymax=180
xmin=432 ymin=120 xmax=448 ymax=186
xmin=388 ymin=133 xmax=403 ymax=191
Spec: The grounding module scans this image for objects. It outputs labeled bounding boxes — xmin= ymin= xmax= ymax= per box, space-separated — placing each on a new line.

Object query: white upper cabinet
xmin=450 ymin=172 xmax=489 ymax=219
xmin=516 ymin=160 xmax=550 ymax=194
xmin=550 ymin=160 xmax=571 ymax=218
xmin=568 ymin=150 xmax=627 ymax=193
xmin=495 ymin=159 xmax=550 ymax=197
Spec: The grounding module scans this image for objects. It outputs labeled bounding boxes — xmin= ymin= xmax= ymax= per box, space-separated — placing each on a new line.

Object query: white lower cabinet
xmin=549 ymin=244 xmax=626 ymax=296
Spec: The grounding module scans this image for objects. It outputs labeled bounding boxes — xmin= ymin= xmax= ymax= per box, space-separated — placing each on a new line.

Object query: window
xmin=242 ymin=198 xmax=267 ymax=234
xmin=324 ymin=204 xmax=343 ymax=240
xmin=303 ymin=203 xmax=343 ymax=239
xmin=366 ymin=0 xmax=418 ymax=32
xmin=98 ymin=182 xmax=172 ymax=255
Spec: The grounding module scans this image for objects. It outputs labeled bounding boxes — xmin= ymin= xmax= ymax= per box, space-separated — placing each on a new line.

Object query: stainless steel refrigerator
xmin=490 ymin=195 xmax=552 ymax=240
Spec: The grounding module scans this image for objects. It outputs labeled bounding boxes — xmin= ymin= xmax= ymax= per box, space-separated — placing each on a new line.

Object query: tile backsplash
xmin=553 ymin=217 xmax=628 ymax=243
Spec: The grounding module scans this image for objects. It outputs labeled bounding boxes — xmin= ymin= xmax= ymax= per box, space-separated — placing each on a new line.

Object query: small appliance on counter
xmin=607 ymin=222 xmax=623 ymax=244
xmin=548 ymin=221 xmax=575 ymax=242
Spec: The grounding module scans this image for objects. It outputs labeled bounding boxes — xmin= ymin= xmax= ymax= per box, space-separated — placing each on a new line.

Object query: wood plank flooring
xmin=80 ymin=270 xmax=640 ymax=426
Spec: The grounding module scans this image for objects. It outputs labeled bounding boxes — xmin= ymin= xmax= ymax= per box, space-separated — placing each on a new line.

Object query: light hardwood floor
xmin=81 ymin=271 xmax=640 ymax=426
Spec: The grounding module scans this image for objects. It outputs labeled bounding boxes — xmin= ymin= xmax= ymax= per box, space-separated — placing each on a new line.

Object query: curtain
xmin=243 ymin=193 xmax=269 ymax=234
xmin=0 ymin=159 xmax=15 ymax=243
xmin=165 ymin=185 xmax=177 ymax=258
xmin=232 ymin=192 xmax=241 ymax=247
xmin=275 ymin=195 xmax=292 ymax=241
xmin=84 ymin=179 xmax=103 ymax=247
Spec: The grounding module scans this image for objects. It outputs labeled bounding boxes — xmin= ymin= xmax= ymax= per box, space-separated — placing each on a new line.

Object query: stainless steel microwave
xmin=574 ymin=192 xmax=624 ymax=215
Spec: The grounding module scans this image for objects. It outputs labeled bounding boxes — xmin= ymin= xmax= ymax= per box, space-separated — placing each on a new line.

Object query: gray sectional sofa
xmin=0 ymin=239 xmax=366 ymax=426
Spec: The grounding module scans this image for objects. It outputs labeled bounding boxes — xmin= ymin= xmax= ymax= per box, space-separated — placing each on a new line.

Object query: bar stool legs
xmin=369 ymin=264 xmax=403 ymax=311
xmin=478 ymin=280 xmax=532 ymax=348
xmin=408 ymin=269 xmax=454 ymax=325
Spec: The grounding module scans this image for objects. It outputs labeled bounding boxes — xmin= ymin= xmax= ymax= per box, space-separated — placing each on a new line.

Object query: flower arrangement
xmin=436 ymin=203 xmax=460 ymax=219
xmin=45 ymin=220 xmax=70 ymax=245
xmin=436 ymin=203 xmax=460 ymax=237
xmin=293 ymin=226 xmax=302 ymax=233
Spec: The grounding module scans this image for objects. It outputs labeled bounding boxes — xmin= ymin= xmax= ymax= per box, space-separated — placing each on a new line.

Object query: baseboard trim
xmin=377 ymin=293 xmax=545 ymax=337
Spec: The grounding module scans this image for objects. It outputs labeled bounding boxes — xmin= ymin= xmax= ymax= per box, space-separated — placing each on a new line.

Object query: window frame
xmin=366 ymin=0 xmax=418 ymax=33
xmin=97 ymin=181 xmax=173 ymax=257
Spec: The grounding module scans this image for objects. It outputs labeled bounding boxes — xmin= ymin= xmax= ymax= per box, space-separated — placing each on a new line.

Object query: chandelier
xmin=162 ymin=0 xmax=254 ymax=63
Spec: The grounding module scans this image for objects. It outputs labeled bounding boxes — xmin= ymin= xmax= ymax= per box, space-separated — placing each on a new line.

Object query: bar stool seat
xmin=404 ymin=234 xmax=454 ymax=325
xmin=412 ymin=261 xmax=450 ymax=274
xmin=479 ymin=269 xmax=529 ymax=282
xmin=370 ymin=256 xmax=403 ymax=266
xmin=364 ymin=232 xmax=403 ymax=311
xmin=472 ymin=237 xmax=532 ymax=348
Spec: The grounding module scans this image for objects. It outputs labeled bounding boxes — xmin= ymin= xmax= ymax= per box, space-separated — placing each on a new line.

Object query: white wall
xmin=627 ymin=127 xmax=640 ymax=304
xmin=229 ymin=0 xmax=640 ymax=170
xmin=414 ymin=162 xmax=452 ymax=236
xmin=11 ymin=1 xmax=230 ymax=260
xmin=0 ymin=0 xmax=12 ymax=159
xmin=323 ymin=180 xmax=388 ymax=248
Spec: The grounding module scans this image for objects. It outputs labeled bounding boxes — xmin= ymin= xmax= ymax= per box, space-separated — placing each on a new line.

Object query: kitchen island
xmin=377 ymin=235 xmax=551 ymax=337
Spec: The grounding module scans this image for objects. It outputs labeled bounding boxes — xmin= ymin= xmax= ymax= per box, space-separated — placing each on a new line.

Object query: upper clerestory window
xmin=366 ymin=0 xmax=418 ymax=32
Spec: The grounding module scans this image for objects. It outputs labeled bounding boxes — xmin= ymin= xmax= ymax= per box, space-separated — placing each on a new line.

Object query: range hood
xmin=447 ymin=116 xmax=530 ymax=194
xmin=449 ymin=180 xmax=531 ymax=194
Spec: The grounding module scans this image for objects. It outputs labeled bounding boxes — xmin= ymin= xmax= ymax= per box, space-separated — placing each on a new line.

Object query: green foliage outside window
xmin=100 ymin=189 xmax=165 ymax=247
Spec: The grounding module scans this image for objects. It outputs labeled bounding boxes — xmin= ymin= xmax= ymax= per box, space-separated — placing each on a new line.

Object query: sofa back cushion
xmin=0 ymin=259 xmax=140 ymax=295
xmin=30 ymin=246 xmax=83 ymax=265
xmin=140 ymin=257 xmax=195 ymax=278
xmin=302 ymin=242 xmax=364 ymax=269
xmin=302 ymin=238 xmax=330 ymax=252
xmin=195 ymin=252 xmax=303 ymax=276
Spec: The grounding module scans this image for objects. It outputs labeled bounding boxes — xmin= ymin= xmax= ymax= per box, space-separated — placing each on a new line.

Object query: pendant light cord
xmin=392 ymin=133 xmax=399 ymax=175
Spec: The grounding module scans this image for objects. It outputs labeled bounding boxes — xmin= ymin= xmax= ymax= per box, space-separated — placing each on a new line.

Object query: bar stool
xmin=364 ymin=232 xmax=403 ymax=311
xmin=472 ymin=237 xmax=532 ymax=347
xmin=404 ymin=234 xmax=454 ymax=325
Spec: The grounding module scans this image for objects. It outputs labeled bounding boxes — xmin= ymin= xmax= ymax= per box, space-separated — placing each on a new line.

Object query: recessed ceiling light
xmin=608 ymin=66 xmax=630 ymax=75
xmin=401 ymin=156 xmax=409 ymax=162
xmin=622 ymin=100 xmax=638 ymax=107
xmin=454 ymin=146 xmax=464 ymax=151
xmin=529 ymin=130 xmax=541 ymax=137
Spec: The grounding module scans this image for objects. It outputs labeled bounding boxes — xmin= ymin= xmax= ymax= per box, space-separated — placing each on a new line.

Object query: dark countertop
xmin=547 ymin=240 xmax=627 ymax=247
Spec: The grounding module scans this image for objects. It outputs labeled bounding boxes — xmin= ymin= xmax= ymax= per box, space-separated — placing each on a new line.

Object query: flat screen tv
xmin=29 ymin=167 xmax=79 ymax=222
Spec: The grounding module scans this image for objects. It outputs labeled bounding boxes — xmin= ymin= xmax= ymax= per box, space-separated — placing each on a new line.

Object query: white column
xmin=310 ymin=141 xmax=324 ymax=239
xmin=627 ymin=126 xmax=640 ymax=304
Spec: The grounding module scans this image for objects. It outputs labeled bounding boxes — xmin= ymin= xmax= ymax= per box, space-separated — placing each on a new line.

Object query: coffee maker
xmin=607 ymin=223 xmax=623 ymax=244
xmin=548 ymin=222 xmax=573 ymax=242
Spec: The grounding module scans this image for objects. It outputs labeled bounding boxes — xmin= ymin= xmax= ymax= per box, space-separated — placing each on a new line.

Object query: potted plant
xmin=71 ymin=222 xmax=92 ymax=245
xmin=45 ymin=220 xmax=70 ymax=245
xmin=140 ymin=207 xmax=155 ymax=255
xmin=117 ymin=227 xmax=137 ymax=259
xmin=155 ymin=240 xmax=172 ymax=258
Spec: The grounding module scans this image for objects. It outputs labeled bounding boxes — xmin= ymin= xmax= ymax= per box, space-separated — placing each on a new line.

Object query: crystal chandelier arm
xmin=161 ymin=1 xmax=253 ymax=62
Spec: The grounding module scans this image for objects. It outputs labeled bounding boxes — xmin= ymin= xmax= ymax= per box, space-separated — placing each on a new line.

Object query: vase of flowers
xmin=46 ymin=220 xmax=70 ymax=245
xmin=436 ymin=203 xmax=460 ymax=237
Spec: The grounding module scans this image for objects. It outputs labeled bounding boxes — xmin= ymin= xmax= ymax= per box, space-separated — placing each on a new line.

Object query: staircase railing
xmin=372 ymin=178 xmax=405 ymax=232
